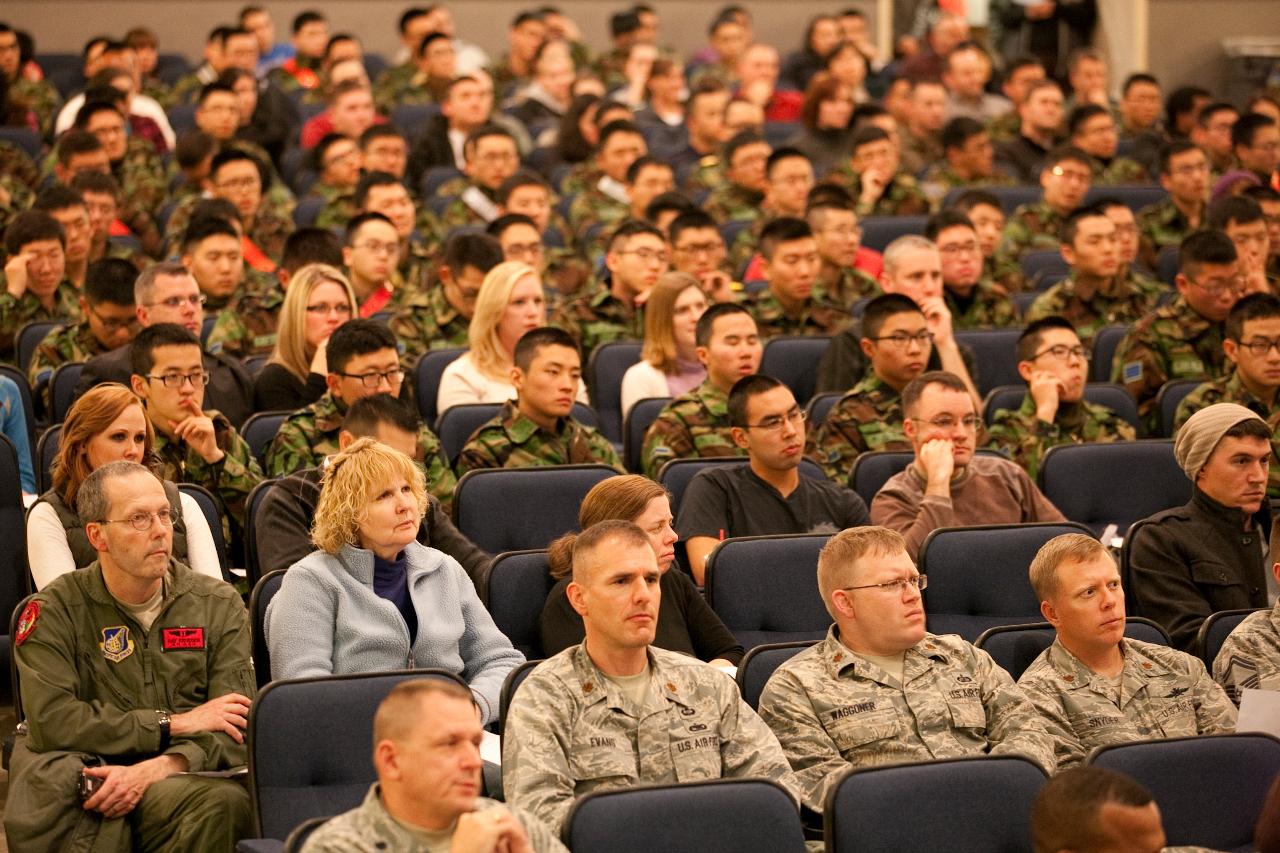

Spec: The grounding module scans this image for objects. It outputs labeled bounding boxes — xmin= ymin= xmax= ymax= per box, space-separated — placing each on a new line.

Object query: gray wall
xmin=1147 ymin=0 xmax=1280 ymax=99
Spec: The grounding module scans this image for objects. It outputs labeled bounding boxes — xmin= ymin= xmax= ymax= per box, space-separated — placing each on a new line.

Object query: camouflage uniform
xmin=164 ymin=196 xmax=296 ymax=265
xmin=640 ymin=380 xmax=743 ymax=479
xmin=9 ymin=77 xmax=61 ymax=138
xmin=986 ymin=111 xmax=1021 ymax=144
xmin=682 ymin=155 xmax=725 ymax=196
xmin=28 ymin=322 xmax=112 ymax=411
xmin=1089 ymin=155 xmax=1149 ymax=186
xmin=1024 ymin=272 xmax=1164 ymax=346
xmin=373 ymin=72 xmax=448 ymax=115
xmin=399 ymin=238 xmax=438 ymax=296
xmin=0 ymin=138 xmax=38 ymax=191
xmin=566 ymin=184 xmax=629 ymax=258
xmin=165 ymin=67 xmax=219 ymax=106
xmin=995 ymin=201 xmax=1068 ymax=269
xmin=502 ymin=644 xmax=797 ymax=833
xmin=827 ymin=168 xmax=931 ymax=218
xmin=1137 ymin=196 xmax=1203 ymax=273
xmin=549 ymin=277 xmax=642 ymax=357
xmin=986 ymin=394 xmax=1137 ymax=481
xmin=1018 ymin=638 xmax=1237 ymax=770
xmin=757 ymin=627 xmax=1057 ymax=812
xmin=1172 ymin=371 xmax=1280 ymax=497
xmin=1111 ymin=296 xmax=1225 ymax=435
xmin=558 ymin=162 xmax=601 ymax=198
xmin=267 ymin=58 xmax=321 ymax=96
xmin=265 ymin=392 xmax=457 ymax=510
xmin=747 ymin=289 xmax=852 ymax=339
xmin=430 ymin=182 xmax=504 ymax=240
xmin=388 ymin=281 xmax=471 ymax=364
xmin=309 ymin=182 xmax=358 ymax=232
xmin=542 ymin=248 xmax=595 ymax=307
xmin=898 ymin=126 xmax=942 ymax=178
xmin=372 ymin=63 xmax=416 ymax=114
xmin=815 ymin=266 xmax=880 ymax=308
xmin=0 ymin=280 xmax=83 ymax=363
xmin=151 ymin=409 xmax=265 ymax=541
xmin=945 ymin=280 xmax=1019 ymax=328
xmin=591 ymin=48 xmax=631 ymax=91
xmin=919 ymin=163 xmax=1017 ymax=210
xmin=1213 ymin=603 xmax=1280 ymax=704
xmin=703 ymin=184 xmax=765 ymax=224
xmin=455 ymin=400 xmax=624 ymax=475
xmin=205 ymin=286 xmax=285 ymax=360
xmin=808 ymin=372 xmax=910 ymax=481
xmin=985 ymin=255 xmax=1028 ymax=294
xmin=301 ymin=785 xmax=567 ymax=853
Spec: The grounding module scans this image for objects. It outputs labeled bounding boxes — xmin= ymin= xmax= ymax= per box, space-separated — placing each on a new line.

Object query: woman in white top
xmin=437 ymin=261 xmax=551 ymax=414
xmin=26 ymin=384 xmax=222 ymax=589
xmin=620 ymin=271 xmax=709 ymax=418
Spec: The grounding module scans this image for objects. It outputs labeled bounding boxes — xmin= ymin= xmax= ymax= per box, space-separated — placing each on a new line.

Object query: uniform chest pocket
xmin=568 ymin=736 xmax=637 ymax=782
xmin=671 ymin=723 xmax=724 ymax=781
xmin=946 ymin=691 xmax=987 ymax=730
xmin=827 ymin=706 xmax=901 ymax=751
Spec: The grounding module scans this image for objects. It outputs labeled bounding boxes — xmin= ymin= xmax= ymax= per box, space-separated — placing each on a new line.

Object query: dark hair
xmin=695 ymin=302 xmax=753 ymax=347
xmin=1059 ymin=203 xmax=1110 ymax=245
xmin=311 ymin=132 xmax=355 ymax=172
xmin=862 ymin=293 xmax=923 ymax=340
xmin=5 ymin=210 xmax=65 ymax=255
xmin=901 ymin=370 xmax=969 ymax=415
xmin=513 ymin=326 xmax=578 ymax=371
xmin=1157 ymin=139 xmax=1202 ymax=176
xmin=1165 ymin=85 xmax=1210 ymax=131
xmin=174 ymin=130 xmax=217 ymax=170
xmin=417 ymin=31 xmax=449 ymax=56
xmin=625 ymin=155 xmax=669 ymax=185
xmin=327 ymin=319 xmax=398 ymax=374
xmin=1067 ymin=103 xmax=1111 ymax=137
xmin=759 ymin=217 xmax=813 ymax=260
xmin=1245 ymin=185 xmax=1280 ymax=204
xmin=806 ymin=184 xmax=856 ymax=219
xmin=851 ymin=125 xmax=890 ymax=152
xmin=644 ymin=192 xmax=695 ymax=223
xmin=32 ymin=185 xmax=85 ymax=215
xmin=1179 ymin=229 xmax=1238 ymax=277
xmin=360 ymin=124 xmax=405 ymax=149
xmin=727 ymin=374 xmax=784 ymax=427
xmin=130 ymin=323 xmax=200 ymax=377
xmin=354 ymin=171 xmax=404 ymax=209
xmin=1224 ymin=417 xmax=1273 ymax=441
xmin=292 ymin=10 xmax=327 ymax=34
xmin=442 ymin=231 xmax=504 ymax=277
xmin=765 ymin=147 xmax=811 ymax=180
xmin=84 ymin=258 xmax=138 ymax=307
xmin=608 ymin=218 xmax=664 ymax=252
xmin=344 ymin=211 xmax=396 ymax=246
xmin=1121 ymin=72 xmax=1159 ymax=96
xmin=1208 ymin=194 xmax=1265 ymax=231
xmin=850 ymin=103 xmax=889 ymax=130
xmin=1197 ymin=101 xmax=1238 ymax=129
xmin=1233 ymin=112 xmax=1277 ymax=150
xmin=597 ymin=119 xmax=643 ymax=151
xmin=1016 ymin=316 xmax=1077 ymax=363
xmin=210 ymin=148 xmax=268 ymax=190
xmin=342 ymin=392 xmax=422 ymax=436
xmin=940 ymin=117 xmax=985 ymax=152
xmin=511 ymin=10 xmax=545 ymax=27
xmin=1044 ymin=144 xmax=1092 ymax=172
xmin=72 ymin=100 xmax=123 ymax=131
xmin=497 ymin=169 xmax=551 ymax=204
xmin=197 ymin=81 xmax=237 ymax=107
xmin=668 ymin=210 xmax=720 ymax=245
xmin=947 ymin=188 xmax=1003 ymax=217
xmin=924 ymin=210 xmax=975 ymax=242
xmin=487 ymin=213 xmax=539 ymax=240
xmin=398 ymin=7 xmax=431 ymax=34
xmin=189 ymin=197 xmax=240 ymax=228
xmin=70 ymin=170 xmax=122 ymax=202
xmin=181 ymin=216 xmax=239 ymax=253
xmin=1226 ymin=292 xmax=1280 ymax=342
xmin=724 ymin=129 xmax=767 ymax=164
xmin=281 ymin=228 xmax=344 ymax=274
xmin=1031 ymin=767 xmax=1155 ymax=853
xmin=463 ymin=124 xmax=516 ymax=161
xmin=610 ymin=9 xmax=642 ymax=38
xmin=56 ymin=130 xmax=105 ymax=167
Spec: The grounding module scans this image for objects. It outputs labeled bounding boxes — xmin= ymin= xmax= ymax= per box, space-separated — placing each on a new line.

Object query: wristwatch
xmin=157 ymin=709 xmax=171 ymax=751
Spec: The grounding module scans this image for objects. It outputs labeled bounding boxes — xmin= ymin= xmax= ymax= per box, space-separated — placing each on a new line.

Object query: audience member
xmin=1030 ymin=766 xmax=1175 ymax=853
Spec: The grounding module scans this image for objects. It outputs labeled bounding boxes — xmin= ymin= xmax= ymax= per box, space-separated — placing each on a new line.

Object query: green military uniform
xmin=165 ymin=67 xmax=219 ymax=106
xmin=549 ymin=277 xmax=642 ymax=357
xmin=1172 ymin=370 xmax=1280 ymax=497
xmin=1111 ymin=295 xmax=1226 ymax=435
xmin=1024 ymin=272 xmax=1164 ymax=346
xmin=455 ymin=399 xmax=623 ymax=475
xmin=543 ymin=247 xmax=595 ymax=306
xmin=567 ymin=182 xmax=629 ymax=258
xmin=372 ymin=63 xmax=416 ymax=114
xmin=430 ymin=182 xmax=504 ymax=240
xmin=398 ymin=237 xmax=438 ymax=295
xmin=374 ymin=71 xmax=448 ymax=115
xmin=1137 ymin=196 xmax=1203 ymax=273
xmin=389 ymin=280 xmax=472 ymax=364
xmin=986 ymin=393 xmax=1136 ymax=481
xmin=703 ymin=183 xmax=765 ymax=224
xmin=898 ymin=126 xmax=942 ymax=178
xmin=591 ymin=47 xmax=631 ymax=91
xmin=808 ymin=372 xmax=910 ymax=480
xmin=164 ymin=196 xmax=296 ymax=265
xmin=746 ymin=289 xmax=851 ymax=339
xmin=102 ymin=238 xmax=152 ymax=273
xmin=267 ymin=57 xmax=321 ymax=96
xmin=945 ymin=280 xmax=1019 ymax=328
xmin=640 ymin=380 xmax=742 ymax=479
xmin=682 ymin=154 xmax=725 ymax=196
xmin=1213 ymin=603 xmax=1280 ymax=703
xmin=4 ymin=559 xmax=255 ymax=852
xmin=28 ymin=322 xmax=113 ymax=412
xmin=995 ymin=201 xmax=1069 ymax=269
xmin=0 ymin=137 xmax=38 ymax=195
xmin=815 ymin=265 xmax=880 ymax=309
xmin=827 ymin=167 xmax=931 ymax=218
xmin=309 ymin=182 xmax=359 ymax=232
xmin=1018 ymin=638 xmax=1236 ymax=770
xmin=919 ymin=163 xmax=1017 ymax=210
xmin=9 ymin=76 xmax=61 ymax=138
xmin=985 ymin=254 xmax=1028 ymax=294
xmin=265 ymin=391 xmax=457 ymax=510
xmin=0 ymin=280 xmax=83 ymax=363
xmin=558 ymin=161 xmax=601 ymax=197
xmin=986 ymin=111 xmax=1021 ymax=144
xmin=205 ymin=285 xmax=285 ymax=360
xmin=1088 ymin=154 xmax=1149 ymax=185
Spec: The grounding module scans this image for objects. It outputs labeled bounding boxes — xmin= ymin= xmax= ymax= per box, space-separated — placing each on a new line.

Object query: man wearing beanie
xmin=1126 ymin=403 xmax=1272 ymax=651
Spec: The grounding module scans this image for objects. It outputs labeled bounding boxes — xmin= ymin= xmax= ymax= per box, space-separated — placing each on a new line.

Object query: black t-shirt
xmin=675 ymin=464 xmax=871 ymax=541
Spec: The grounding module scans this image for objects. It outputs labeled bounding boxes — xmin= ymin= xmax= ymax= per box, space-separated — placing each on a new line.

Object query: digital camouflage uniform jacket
xmin=703 ymin=184 xmax=765 ymax=224
xmin=826 ymin=168 xmax=931 ymax=218
xmin=549 ymin=277 xmax=643 ymax=357
xmin=151 ymin=410 xmax=265 ymax=539
xmin=995 ymin=201 xmax=1068 ymax=270
xmin=0 ymin=280 xmax=83 ymax=363
xmin=815 ymin=265 xmax=880 ymax=308
xmin=1213 ymin=603 xmax=1280 ymax=704
xmin=809 ymin=372 xmax=910 ymax=481
xmin=389 ymin=281 xmax=472 ymax=364
xmin=986 ymin=394 xmax=1137 ymax=482
xmin=455 ymin=400 xmax=624 ymax=475
xmin=28 ymin=322 xmax=112 ymax=412
xmin=1137 ymin=196 xmax=1203 ymax=272
xmin=746 ymin=289 xmax=851 ymax=339
xmin=641 ymin=380 xmax=743 ymax=479
xmin=205 ymin=283 xmax=284 ymax=360
xmin=945 ymin=279 xmax=1019 ymax=328
xmin=1024 ymin=271 xmax=1165 ymax=346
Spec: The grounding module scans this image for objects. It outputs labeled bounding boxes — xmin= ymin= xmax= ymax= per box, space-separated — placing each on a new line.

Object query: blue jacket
xmin=266 ymin=541 xmax=524 ymax=723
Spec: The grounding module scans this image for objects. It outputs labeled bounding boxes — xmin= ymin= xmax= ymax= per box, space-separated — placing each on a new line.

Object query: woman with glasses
xmin=254 ymin=264 xmax=359 ymax=411
xmin=266 ymin=438 xmax=523 ymax=719
xmin=620 ymin=272 xmax=708 ymax=419
xmin=25 ymin=384 xmax=223 ymax=589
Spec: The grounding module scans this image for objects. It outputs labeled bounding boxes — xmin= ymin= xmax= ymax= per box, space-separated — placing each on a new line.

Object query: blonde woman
xmin=254 ymin=263 xmax=359 ymax=411
xmin=436 ymin=260 xmax=552 ymax=414
xmin=620 ymin=272 xmax=708 ymax=418
xmin=265 ymin=438 xmax=523 ymax=722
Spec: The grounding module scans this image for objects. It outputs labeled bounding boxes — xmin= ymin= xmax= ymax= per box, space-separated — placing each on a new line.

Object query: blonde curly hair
xmin=311 ymin=437 xmax=428 ymax=554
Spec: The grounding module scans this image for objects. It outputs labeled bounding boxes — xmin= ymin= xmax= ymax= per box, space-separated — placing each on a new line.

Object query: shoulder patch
xmin=14 ymin=600 xmax=39 ymax=646
xmin=1121 ymin=361 xmax=1143 ymax=383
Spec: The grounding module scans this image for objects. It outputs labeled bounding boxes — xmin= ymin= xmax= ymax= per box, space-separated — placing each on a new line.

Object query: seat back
xmin=243 ymin=479 xmax=278 ymax=587
xmin=1038 ymin=441 xmax=1189 ymax=536
xmin=484 ymin=550 xmax=554 ymax=659
xmin=587 ymin=341 xmax=643 ymax=444
xmin=954 ymin=328 xmax=1023 ymax=396
xmin=390 ymin=103 xmax=440 ymax=138
xmin=248 ymin=669 xmax=467 ymax=839
xmin=49 ymin=362 xmax=84 ymax=423
xmin=1085 ymin=185 xmax=1166 ymax=212
xmin=657 ymin=457 xmax=824 ymax=516
xmin=859 ymin=215 xmax=929 ymax=252
xmin=0 ymin=366 xmax=37 ymax=456
xmin=1087 ymin=733 xmax=1280 ymax=850
xmin=566 ymin=779 xmax=806 ymax=853
xmin=736 ymin=641 xmax=817 ymax=710
xmin=623 ymin=396 xmax=671 ymax=473
xmin=437 ymin=403 xmax=501 ymax=465
xmin=1156 ymin=244 xmax=1179 ymax=285
xmin=454 ymin=465 xmax=618 ymax=554
xmin=847 ymin=450 xmax=914 ymax=506
xmin=944 ymin=185 xmax=1042 ymax=214
xmin=241 ymin=411 xmax=292 ymax=469
xmin=1089 ymin=324 xmax=1130 ymax=383
xmin=0 ymin=127 xmax=42 ymax=160
xmin=705 ymin=534 xmax=831 ymax=649
xmin=760 ymin=337 xmax=831 ymax=407
xmin=498 ymin=657 xmax=542 ymax=739
xmin=413 ymin=347 xmax=467 ymax=429
xmin=249 ymin=569 xmax=285 ymax=687
xmin=176 ymin=483 xmax=230 ymax=581
xmin=1019 ymin=249 xmax=1068 ymax=279
xmin=920 ymin=522 xmax=1094 ymax=640
xmin=1196 ymin=608 xmax=1264 ymax=669
xmin=976 ymin=618 xmax=1170 ymax=680
xmin=35 ymin=423 xmax=62 ymax=498
xmin=1156 ymin=378 xmax=1203 ymax=438
xmin=15 ymin=321 xmax=63 ymax=373
xmin=806 ymin=392 xmax=841 ymax=427
xmin=984 ymin=383 xmax=1139 ymax=430
xmin=824 ymin=755 xmax=1047 ymax=852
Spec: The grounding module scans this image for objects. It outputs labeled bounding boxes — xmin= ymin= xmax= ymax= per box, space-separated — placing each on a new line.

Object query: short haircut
xmin=724 ymin=129 xmax=767 ymax=164
xmin=727 ymin=373 xmax=784 ymax=428
xmin=765 ymin=147 xmax=810 ymax=180
xmin=626 ymin=155 xmax=670 ymax=184
xmin=862 ymin=293 xmax=923 ymax=340
xmin=181 ymin=216 xmax=239 ymax=253
xmin=463 ymin=124 xmax=516 ymax=161
xmin=360 ymin=123 xmax=405 ymax=149
xmin=1233 ymin=112 xmax=1277 ymax=150
xmin=174 ymin=130 xmax=217 ymax=170
xmin=372 ymin=677 xmax=473 ymax=748
xmin=1121 ymin=72 xmax=1159 ymax=95
xmin=850 ymin=125 xmax=890 ymax=152
xmin=817 ymin=526 xmax=907 ymax=619
xmin=882 ymin=234 xmax=937 ymax=276
xmin=568 ymin=519 xmax=651 ymax=584
xmin=597 ymin=119 xmax=643 ymax=150
xmin=1179 ymin=229 xmax=1238 ymax=277
xmin=608 ymin=218 xmax=664 ymax=252
xmin=281 ymin=227 xmax=344 ymax=274
xmin=397 ymin=7 xmax=431 ymax=34
xmin=497 ymin=169 xmax=551 ymax=205
xmin=644 ymin=192 xmax=695 ymax=223
xmin=512 ymin=10 xmax=545 ymax=27
xmin=487 ymin=213 xmax=538 ymax=239
xmin=758 ymin=217 xmax=813 ymax=260
xmin=805 ymin=184 xmax=855 ymax=219
xmin=197 ymin=81 xmax=236 ymax=106
xmin=513 ymin=326 xmax=578 ymax=371
xmin=327 ymin=319 xmax=398 ymax=374
xmin=901 ymin=370 xmax=969 ymax=415
xmin=1067 ymin=103 xmax=1111 ymax=137
xmin=1031 ymin=767 xmax=1156 ymax=853
xmin=32 ymin=185 xmax=85 ymax=216
xmin=924 ymin=210 xmax=975 ymax=242
xmin=1226 ymin=292 xmax=1280 ymax=342
xmin=311 ymin=132 xmax=355 ymax=172
xmin=292 ymin=10 xmax=326 ymax=33
xmin=73 ymin=100 xmax=124 ymax=130
xmin=940 ymin=116 xmax=985 ymax=152
xmin=668 ymin=210 xmax=719 ymax=245
xmin=210 ymin=147 xmax=267 ymax=189
xmin=1197 ymin=101 xmax=1237 ymax=128
xmin=354 ymin=171 xmax=404 ymax=210
xmin=1208 ymin=194 xmax=1265 ymax=231
xmin=313 ymin=437 xmax=426 ymax=555
xmin=130 ymin=323 xmax=200 ymax=377
xmin=695 ymin=301 xmax=752 ymax=348
xmin=56 ymin=130 xmax=105 ymax=166
xmin=190 ymin=197 xmax=241 ymax=229
xmin=948 ymin=188 xmax=1002 ymax=217
xmin=611 ymin=9 xmax=641 ymax=38
xmin=1016 ymin=316 xmax=1077 ymax=363
xmin=4 ymin=210 xmax=65 ymax=255
xmin=1060 ymin=203 xmax=1110 ymax=245
xmin=343 ymin=211 xmax=395 ymax=246
xmin=1044 ymin=144 xmax=1092 ymax=172
xmin=84 ymin=259 xmax=138 ymax=307
xmin=342 ymin=392 xmax=422 ymax=437
xmin=1157 ymin=138 xmax=1202 ymax=175
xmin=134 ymin=260 xmax=190 ymax=305
xmin=442 ymin=231 xmax=504 ymax=277
xmin=69 ymin=170 xmax=121 ymax=202
xmin=76 ymin=460 xmax=158 ymax=525
xmin=417 ymin=31 xmax=449 ymax=56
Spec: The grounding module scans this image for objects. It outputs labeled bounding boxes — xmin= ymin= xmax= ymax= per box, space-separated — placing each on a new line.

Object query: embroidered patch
xmin=14 ymin=600 xmax=39 ymax=646
xmin=100 ymin=626 xmax=134 ymax=663
xmin=161 ymin=627 xmax=205 ymax=651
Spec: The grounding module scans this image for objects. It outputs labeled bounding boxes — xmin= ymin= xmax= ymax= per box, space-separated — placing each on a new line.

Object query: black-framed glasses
xmin=870 ymin=331 xmax=933 ymax=348
xmin=340 ymin=368 xmax=406 ymax=389
xmin=89 ymin=305 xmax=140 ymax=333
xmin=841 ymin=575 xmax=927 ymax=594
xmin=1240 ymin=337 xmax=1280 ymax=357
xmin=100 ymin=509 xmax=174 ymax=532
xmin=1032 ymin=344 xmax=1088 ymax=362
xmin=746 ymin=409 xmax=806 ymax=432
xmin=147 ymin=371 xmax=210 ymax=389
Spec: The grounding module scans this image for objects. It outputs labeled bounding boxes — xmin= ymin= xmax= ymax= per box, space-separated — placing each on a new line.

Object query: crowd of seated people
xmin=5 ymin=1 xmax=1280 ymax=849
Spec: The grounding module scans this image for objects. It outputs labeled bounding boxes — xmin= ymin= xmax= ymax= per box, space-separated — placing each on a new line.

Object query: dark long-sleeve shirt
xmin=253 ymin=363 xmax=327 ymax=412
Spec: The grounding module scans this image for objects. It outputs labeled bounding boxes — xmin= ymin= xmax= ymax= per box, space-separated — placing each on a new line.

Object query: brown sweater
xmin=870 ymin=454 xmax=1067 ymax=560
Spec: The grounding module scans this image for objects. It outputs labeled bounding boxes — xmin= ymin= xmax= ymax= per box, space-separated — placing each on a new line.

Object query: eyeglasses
xmin=323 ymin=148 xmax=360 ymax=168
xmin=1187 ymin=276 xmax=1248 ymax=296
xmin=746 ymin=408 xmax=806 ymax=432
xmin=148 ymin=294 xmax=206 ymax=309
xmin=871 ymin=331 xmax=933 ymax=348
xmin=1050 ymin=166 xmax=1091 ymax=183
xmin=147 ymin=371 xmax=210 ymax=389
xmin=938 ymin=241 xmax=980 ymax=256
xmin=504 ymin=242 xmax=544 ymax=259
xmin=340 ymin=368 xmax=405 ymax=388
xmin=216 ymin=176 xmax=259 ymax=191
xmin=1239 ymin=337 xmax=1280 ymax=356
xmin=305 ymin=302 xmax=353 ymax=317
xmin=1032 ymin=344 xmax=1088 ymax=362
xmin=842 ymin=575 xmax=928 ymax=594
xmin=617 ymin=248 xmax=670 ymax=264
xmin=354 ymin=240 xmax=398 ymax=256
xmin=911 ymin=414 xmax=980 ymax=431
xmin=1170 ymin=162 xmax=1210 ymax=176
xmin=674 ymin=241 xmax=723 ymax=256
xmin=89 ymin=305 xmax=140 ymax=333
xmin=100 ymin=509 xmax=174 ymax=532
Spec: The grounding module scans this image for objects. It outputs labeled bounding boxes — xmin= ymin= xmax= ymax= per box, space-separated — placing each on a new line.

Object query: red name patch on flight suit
xmin=161 ymin=627 xmax=206 ymax=650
